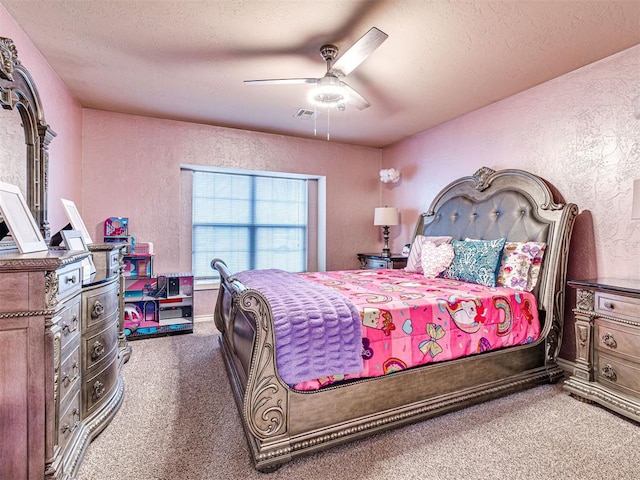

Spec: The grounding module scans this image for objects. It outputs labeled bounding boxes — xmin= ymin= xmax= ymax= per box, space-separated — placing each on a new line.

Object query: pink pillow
xmin=405 ymin=235 xmax=453 ymax=274
xmin=420 ymin=241 xmax=454 ymax=278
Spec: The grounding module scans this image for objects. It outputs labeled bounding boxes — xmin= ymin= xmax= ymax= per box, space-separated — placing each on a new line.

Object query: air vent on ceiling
xmin=293 ymin=108 xmax=319 ymax=120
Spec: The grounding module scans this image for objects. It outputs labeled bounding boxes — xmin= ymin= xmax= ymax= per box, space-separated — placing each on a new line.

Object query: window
xmin=190 ymin=169 xmax=314 ymax=281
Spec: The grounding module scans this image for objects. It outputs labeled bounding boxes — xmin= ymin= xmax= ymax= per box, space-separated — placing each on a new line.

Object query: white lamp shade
xmin=633 ymin=179 xmax=640 ymax=219
xmin=374 ymin=207 xmax=399 ymax=226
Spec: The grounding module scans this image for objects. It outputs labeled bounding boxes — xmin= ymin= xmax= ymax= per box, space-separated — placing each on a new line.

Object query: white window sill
xmin=194 ymin=280 xmax=220 ymax=291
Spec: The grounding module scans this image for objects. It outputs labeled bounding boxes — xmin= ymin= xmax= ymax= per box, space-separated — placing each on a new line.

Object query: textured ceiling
xmin=3 ymin=0 xmax=640 ymax=147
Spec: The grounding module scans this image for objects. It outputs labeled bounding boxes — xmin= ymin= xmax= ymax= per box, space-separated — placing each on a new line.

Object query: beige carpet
xmin=77 ymin=321 xmax=640 ymax=480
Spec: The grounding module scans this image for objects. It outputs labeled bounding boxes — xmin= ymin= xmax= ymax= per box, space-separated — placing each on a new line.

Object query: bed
xmin=212 ymin=167 xmax=578 ymax=472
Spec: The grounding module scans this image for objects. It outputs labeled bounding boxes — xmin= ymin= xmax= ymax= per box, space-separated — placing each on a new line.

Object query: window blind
xmin=192 ymin=170 xmax=309 ymax=280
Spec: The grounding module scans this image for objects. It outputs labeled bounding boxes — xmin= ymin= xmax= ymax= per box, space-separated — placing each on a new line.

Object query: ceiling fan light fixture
xmin=309 ymin=75 xmax=349 ymax=107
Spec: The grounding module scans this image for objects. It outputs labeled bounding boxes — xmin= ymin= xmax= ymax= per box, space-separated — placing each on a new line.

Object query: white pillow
xmin=420 ymin=241 xmax=455 ymax=278
xmin=405 ymin=235 xmax=453 ymax=274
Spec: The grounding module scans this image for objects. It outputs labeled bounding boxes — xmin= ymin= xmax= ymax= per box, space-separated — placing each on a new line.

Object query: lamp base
xmin=381 ymin=225 xmax=391 ymax=257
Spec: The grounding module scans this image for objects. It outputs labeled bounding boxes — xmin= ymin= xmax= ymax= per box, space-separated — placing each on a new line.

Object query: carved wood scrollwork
xmin=576 ymin=289 xmax=594 ymax=312
xmin=237 ymin=289 xmax=288 ymax=440
xmin=472 ymin=167 xmax=496 ymax=191
xmin=0 ymin=37 xmax=18 ymax=81
xmin=576 ymin=323 xmax=589 ymax=360
xmin=545 ymin=326 xmax=559 ymax=364
xmin=45 ymin=271 xmax=59 ymax=309
xmin=53 ymin=332 xmax=61 ymax=405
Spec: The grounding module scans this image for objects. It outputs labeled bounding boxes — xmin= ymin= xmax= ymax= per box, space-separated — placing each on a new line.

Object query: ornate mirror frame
xmin=0 ymin=36 xmax=56 ymax=243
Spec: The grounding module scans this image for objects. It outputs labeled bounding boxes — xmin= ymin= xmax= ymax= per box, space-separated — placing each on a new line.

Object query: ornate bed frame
xmin=212 ymin=167 xmax=578 ymax=471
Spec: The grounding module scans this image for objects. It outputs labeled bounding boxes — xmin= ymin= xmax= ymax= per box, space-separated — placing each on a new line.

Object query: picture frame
xmin=61 ymin=198 xmax=93 ymax=245
xmin=61 ymin=228 xmax=96 ymax=282
xmin=0 ymin=181 xmax=48 ymax=253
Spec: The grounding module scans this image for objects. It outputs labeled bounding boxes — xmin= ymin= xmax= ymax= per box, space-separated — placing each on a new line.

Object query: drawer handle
xmin=603 ymin=301 xmax=615 ymax=310
xmin=602 ymin=332 xmax=617 ymax=349
xmin=93 ymin=380 xmax=106 ymax=399
xmin=65 ymin=275 xmax=77 ymax=285
xmin=601 ymin=364 xmax=617 ymax=382
xmin=61 ymin=314 xmax=79 ymax=335
xmin=61 ymin=361 xmax=79 ymax=386
xmin=91 ymin=300 xmax=105 ymax=319
xmin=91 ymin=340 xmax=105 ymax=360
xmin=61 ymin=408 xmax=80 ymax=434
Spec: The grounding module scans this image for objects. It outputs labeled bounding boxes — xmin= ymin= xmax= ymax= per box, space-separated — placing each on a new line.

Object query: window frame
xmin=181 ymin=164 xmax=326 ymax=287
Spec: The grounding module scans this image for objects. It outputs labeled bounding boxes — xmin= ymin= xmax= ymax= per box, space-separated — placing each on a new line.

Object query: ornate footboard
xmin=212 ymin=167 xmax=578 ymax=472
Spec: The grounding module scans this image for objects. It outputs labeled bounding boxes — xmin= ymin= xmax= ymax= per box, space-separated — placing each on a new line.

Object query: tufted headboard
xmin=413 ymin=167 xmax=579 ymax=361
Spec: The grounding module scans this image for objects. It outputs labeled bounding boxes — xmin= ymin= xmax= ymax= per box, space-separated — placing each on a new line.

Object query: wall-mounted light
xmin=380 ymin=168 xmax=401 ymax=184
xmin=374 ymin=207 xmax=399 ymax=257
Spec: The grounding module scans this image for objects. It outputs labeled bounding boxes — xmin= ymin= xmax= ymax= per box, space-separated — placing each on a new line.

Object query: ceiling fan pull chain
xmin=327 ymin=107 xmax=330 ymax=141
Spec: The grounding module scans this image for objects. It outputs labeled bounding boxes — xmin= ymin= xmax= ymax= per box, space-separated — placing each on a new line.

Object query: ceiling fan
xmin=244 ymin=27 xmax=388 ymax=111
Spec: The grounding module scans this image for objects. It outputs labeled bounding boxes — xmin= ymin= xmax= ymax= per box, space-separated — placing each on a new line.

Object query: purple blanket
xmin=234 ymin=269 xmax=363 ymax=386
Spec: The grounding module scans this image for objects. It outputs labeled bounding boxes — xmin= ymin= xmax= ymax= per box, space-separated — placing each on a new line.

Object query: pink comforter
xmin=294 ymin=269 xmax=540 ymax=390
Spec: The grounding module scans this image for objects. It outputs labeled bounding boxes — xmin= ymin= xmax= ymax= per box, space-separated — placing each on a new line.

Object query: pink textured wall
xmin=381 ymin=45 xmax=640 ymax=361
xmin=1 ymin=5 xmax=83 ymax=233
xmin=6 ymin=2 xmax=638 ymax=356
xmin=81 ymin=110 xmax=382 ymax=313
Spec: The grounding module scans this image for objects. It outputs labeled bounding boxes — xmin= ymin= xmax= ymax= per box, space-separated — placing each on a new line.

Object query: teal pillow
xmin=441 ymin=238 xmax=506 ymax=287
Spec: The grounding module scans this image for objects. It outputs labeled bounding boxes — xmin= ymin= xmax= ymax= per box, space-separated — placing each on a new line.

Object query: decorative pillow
xmin=420 ymin=241 xmax=455 ymax=278
xmin=496 ymin=249 xmax=531 ymax=290
xmin=496 ymin=241 xmax=546 ymax=291
xmin=524 ymin=242 xmax=546 ymax=291
xmin=441 ymin=238 xmax=507 ymax=287
xmin=405 ymin=235 xmax=453 ymax=273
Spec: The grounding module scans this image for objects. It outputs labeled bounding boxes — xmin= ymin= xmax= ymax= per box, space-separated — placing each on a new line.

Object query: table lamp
xmin=374 ymin=207 xmax=399 ymax=257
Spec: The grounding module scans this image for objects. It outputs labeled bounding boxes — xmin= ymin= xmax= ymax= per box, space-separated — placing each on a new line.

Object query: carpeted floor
xmin=77 ymin=321 xmax=640 ymax=480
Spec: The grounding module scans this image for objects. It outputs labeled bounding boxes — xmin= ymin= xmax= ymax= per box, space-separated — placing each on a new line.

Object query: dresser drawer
xmin=83 ymin=352 xmax=118 ymax=416
xmin=595 ymin=318 xmax=640 ymax=362
xmin=83 ymin=280 xmax=119 ymax=330
xmin=59 ymin=345 xmax=81 ymax=405
xmin=57 ymin=295 xmax=81 ymax=352
xmin=595 ymin=352 xmax=640 ymax=398
xmin=83 ymin=314 xmax=119 ymax=373
xmin=358 ymin=254 xmax=407 ymax=270
xmin=58 ymin=389 xmax=81 ymax=453
xmin=368 ymin=258 xmax=389 ymax=269
xmin=106 ymin=248 xmax=121 ymax=278
xmin=595 ymin=291 xmax=640 ymax=322
xmin=57 ymin=262 xmax=83 ymax=300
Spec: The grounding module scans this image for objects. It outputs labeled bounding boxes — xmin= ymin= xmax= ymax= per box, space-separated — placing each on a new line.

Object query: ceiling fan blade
xmin=329 ymin=27 xmax=388 ymax=77
xmin=341 ymin=81 xmax=370 ymax=110
xmin=244 ymin=78 xmax=319 ymax=86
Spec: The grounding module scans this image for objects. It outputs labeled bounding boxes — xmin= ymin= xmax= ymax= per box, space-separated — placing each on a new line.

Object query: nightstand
xmin=564 ymin=278 xmax=640 ymax=422
xmin=357 ymin=253 xmax=407 ymax=270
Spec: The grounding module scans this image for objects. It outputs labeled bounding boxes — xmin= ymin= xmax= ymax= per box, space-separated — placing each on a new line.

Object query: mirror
xmin=0 ymin=36 xmax=56 ymax=248
xmin=0 ymin=107 xmax=26 ymax=195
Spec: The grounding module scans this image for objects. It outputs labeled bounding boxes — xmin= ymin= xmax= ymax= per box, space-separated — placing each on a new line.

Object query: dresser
xmin=0 ymin=246 xmax=127 ymax=480
xmin=357 ymin=253 xmax=408 ymax=270
xmin=564 ymin=278 xmax=640 ymax=422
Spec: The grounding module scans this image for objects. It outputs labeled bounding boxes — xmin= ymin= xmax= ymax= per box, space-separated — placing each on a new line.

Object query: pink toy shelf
xmin=104 ymin=216 xmax=135 ymax=253
xmin=124 ymin=278 xmax=158 ymax=300
xmin=104 ymin=216 xmax=129 ymax=237
xmin=111 ymin=216 xmax=194 ymax=341
xmin=123 ymin=253 xmax=154 ymax=278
